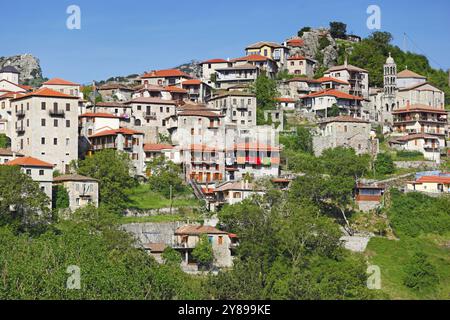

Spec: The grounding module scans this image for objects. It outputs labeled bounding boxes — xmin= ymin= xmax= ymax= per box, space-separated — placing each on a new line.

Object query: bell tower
xmin=383 ymin=52 xmax=397 ymax=97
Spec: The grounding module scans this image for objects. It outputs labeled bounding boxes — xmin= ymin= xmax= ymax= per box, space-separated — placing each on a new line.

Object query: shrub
xmin=403 ymin=252 xmax=439 ymax=292
xmin=375 ymin=153 xmax=395 ymax=175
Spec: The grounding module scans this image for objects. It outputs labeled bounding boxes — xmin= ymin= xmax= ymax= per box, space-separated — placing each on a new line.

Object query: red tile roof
xmin=232 ymin=54 xmax=271 ymax=62
xmin=397 ymin=70 xmax=426 ymax=79
xmin=5 ymin=156 xmax=54 ymax=168
xmin=390 ymin=133 xmax=439 ymax=143
xmin=182 ymin=79 xmax=202 ymax=86
xmin=287 ymin=55 xmax=313 ymax=61
xmin=317 ymin=77 xmax=350 ymax=85
xmin=302 ymin=89 xmax=363 ymax=100
xmin=79 ymin=112 xmax=120 ymax=119
xmin=275 ymin=97 xmax=296 ymax=103
xmin=144 ymin=144 xmax=174 ymax=152
xmin=11 ymin=87 xmax=79 ymax=101
xmin=0 ymin=92 xmax=24 ymax=100
xmin=89 ymin=127 xmax=143 ymax=138
xmin=43 ymin=78 xmax=80 ymax=86
xmin=164 ymin=86 xmax=187 ymax=94
xmin=416 ymin=176 xmax=450 ymax=184
xmin=391 ymin=104 xmax=447 ymax=114
xmin=200 ymin=59 xmax=228 ymax=64
xmin=141 ymin=69 xmax=192 ymax=79
xmin=286 ymin=38 xmax=305 ymax=47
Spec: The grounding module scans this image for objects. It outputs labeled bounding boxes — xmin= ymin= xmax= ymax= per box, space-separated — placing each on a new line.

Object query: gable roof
xmin=126 ymin=97 xmax=176 ymax=105
xmin=317 ymin=77 xmax=350 ymax=85
xmin=53 ymin=174 xmax=98 ymax=182
xmin=245 ymin=41 xmax=284 ymax=49
xmin=0 ymin=148 xmax=23 ymax=157
xmin=200 ymin=58 xmax=228 ymax=64
xmin=164 ymin=86 xmax=187 ymax=94
xmin=286 ymin=38 xmax=305 ymax=47
xmin=318 ymin=116 xmax=369 ymax=124
xmin=5 ymin=156 xmax=54 ymax=168
xmin=415 ymin=176 xmax=450 ymax=184
xmin=232 ymin=54 xmax=272 ymax=62
xmin=144 ymin=144 xmax=174 ymax=152
xmin=89 ymin=127 xmax=143 ymax=138
xmin=175 ymin=225 xmax=228 ymax=235
xmin=302 ymin=89 xmax=363 ymax=100
xmin=141 ymin=69 xmax=192 ymax=79
xmin=391 ymin=104 xmax=447 ymax=114
xmin=325 ymin=64 xmax=368 ymax=73
xmin=275 ymin=97 xmax=296 ymax=103
xmin=0 ymin=66 xmax=20 ymax=74
xmin=95 ymin=102 xmax=129 ymax=108
xmin=43 ymin=78 xmax=80 ymax=86
xmin=390 ymin=133 xmax=439 ymax=144
xmin=178 ymin=110 xmax=223 ymax=118
xmin=397 ymin=69 xmax=426 ymax=79
xmin=181 ymin=79 xmax=202 ymax=86
xmin=79 ymin=112 xmax=120 ymax=119
xmin=287 ymin=55 xmax=315 ymax=62
xmin=11 ymin=87 xmax=79 ymax=101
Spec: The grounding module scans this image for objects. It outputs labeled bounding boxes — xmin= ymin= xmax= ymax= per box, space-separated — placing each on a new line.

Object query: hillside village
xmin=0 ymin=23 xmax=450 ymax=298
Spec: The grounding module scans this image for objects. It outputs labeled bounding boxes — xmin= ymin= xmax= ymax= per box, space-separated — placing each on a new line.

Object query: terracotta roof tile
xmin=144 ymin=144 xmax=174 ymax=152
xmin=79 ymin=112 xmax=120 ymax=119
xmin=175 ymin=225 xmax=228 ymax=235
xmin=302 ymin=89 xmax=363 ymax=100
xmin=397 ymin=69 xmax=426 ymax=79
xmin=317 ymin=77 xmax=350 ymax=85
xmin=200 ymin=59 xmax=228 ymax=64
xmin=141 ymin=69 xmax=192 ymax=79
xmin=5 ymin=156 xmax=54 ymax=168
xmin=11 ymin=87 xmax=79 ymax=101
xmin=89 ymin=127 xmax=143 ymax=138
xmin=43 ymin=78 xmax=80 ymax=86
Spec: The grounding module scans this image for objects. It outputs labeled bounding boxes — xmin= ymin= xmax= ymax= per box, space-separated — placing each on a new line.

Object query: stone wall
xmin=394 ymin=161 xmax=439 ymax=170
xmin=121 ymin=221 xmax=195 ymax=245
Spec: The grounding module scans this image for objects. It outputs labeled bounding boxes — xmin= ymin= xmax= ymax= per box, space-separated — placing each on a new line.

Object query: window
xmin=41 ymin=137 xmax=45 ymax=145
xmin=218 ymin=236 xmax=223 ymax=245
xmin=137 ymin=105 xmax=141 ymax=111
xmin=41 ymin=119 xmax=46 ymax=126
xmin=54 ymin=138 xmax=58 ymax=145
xmin=66 ymin=120 xmax=70 ymax=127
xmin=66 ymin=138 xmax=70 ymax=146
xmin=53 ymin=102 xmax=58 ymax=110
xmin=160 ymin=107 xmax=163 ymax=113
xmin=54 ymin=119 xmax=58 ymax=127
xmin=66 ymin=103 xmax=70 ymax=111
xmin=26 ymin=169 xmax=31 ymax=175
xmin=39 ymin=170 xmax=44 ymax=176
xmin=41 ymin=102 xmax=46 ymax=110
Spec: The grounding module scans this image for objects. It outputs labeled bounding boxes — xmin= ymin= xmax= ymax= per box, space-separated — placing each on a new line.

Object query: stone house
xmin=245 ymin=41 xmax=289 ymax=69
xmin=406 ymin=175 xmax=450 ymax=194
xmin=389 ymin=134 xmax=441 ymax=163
xmin=300 ymin=89 xmax=363 ymax=118
xmin=0 ymin=148 xmax=23 ymax=164
xmin=140 ymin=69 xmax=192 ymax=87
xmin=88 ymin=127 xmax=145 ymax=176
xmin=313 ymin=116 xmax=376 ymax=156
xmin=42 ymin=78 xmax=83 ymax=99
xmin=5 ymin=156 xmax=54 ymax=202
xmin=211 ymin=180 xmax=265 ymax=211
xmin=10 ymin=87 xmax=79 ymax=174
xmin=173 ymin=225 xmax=234 ymax=269
xmin=208 ymin=91 xmax=257 ymax=128
xmin=199 ymin=59 xmax=230 ymax=87
xmin=97 ymin=83 xmax=134 ymax=102
xmin=181 ymin=79 xmax=212 ymax=103
xmin=286 ymin=55 xmax=316 ymax=77
xmin=53 ymin=174 xmax=99 ymax=210
xmin=324 ymin=60 xmax=369 ymax=99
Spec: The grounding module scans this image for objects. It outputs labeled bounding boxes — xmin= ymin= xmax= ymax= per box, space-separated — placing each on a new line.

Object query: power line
xmin=404 ymin=32 xmax=447 ymax=70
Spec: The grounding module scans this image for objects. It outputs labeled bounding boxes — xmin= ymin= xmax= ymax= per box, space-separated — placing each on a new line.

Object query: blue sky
xmin=1 ymin=0 xmax=449 ymax=84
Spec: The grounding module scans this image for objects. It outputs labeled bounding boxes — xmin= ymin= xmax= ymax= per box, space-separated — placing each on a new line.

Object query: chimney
xmin=344 ymin=56 xmax=348 ymax=67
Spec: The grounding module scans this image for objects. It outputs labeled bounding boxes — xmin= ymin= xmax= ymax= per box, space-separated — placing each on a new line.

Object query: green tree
xmin=320 ymin=147 xmax=369 ymax=179
xmin=375 ymin=153 xmax=395 ymax=175
xmin=52 ymin=185 xmax=69 ymax=210
xmin=72 ymin=149 xmax=135 ymax=211
xmin=192 ymin=234 xmax=214 ymax=268
xmin=297 ymin=27 xmax=311 ymax=37
xmin=327 ymin=104 xmax=340 ymax=117
xmin=251 ymin=72 xmax=279 ymax=124
xmin=162 ymin=247 xmax=182 ymax=266
xmin=329 ymin=21 xmax=347 ymax=39
xmin=0 ymin=165 xmax=51 ymax=234
xmin=403 ymin=252 xmax=439 ymax=292
xmin=0 ymin=134 xmax=10 ymax=148
xmin=147 ymin=156 xmax=186 ymax=198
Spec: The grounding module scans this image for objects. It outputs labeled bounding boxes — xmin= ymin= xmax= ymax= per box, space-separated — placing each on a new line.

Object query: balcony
xmin=143 ymin=112 xmax=157 ymax=120
xmin=16 ymin=126 xmax=25 ymax=134
xmin=49 ymin=109 xmax=65 ymax=117
xmin=16 ymin=109 xmax=25 ymax=118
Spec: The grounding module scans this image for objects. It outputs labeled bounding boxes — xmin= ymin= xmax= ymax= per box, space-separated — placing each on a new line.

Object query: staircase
xmin=189 ymin=180 xmax=207 ymax=201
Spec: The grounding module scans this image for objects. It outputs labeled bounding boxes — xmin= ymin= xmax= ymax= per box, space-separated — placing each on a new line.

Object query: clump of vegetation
xmin=329 ymin=21 xmax=347 ymax=39
xmin=0 ymin=134 xmax=10 ymax=148
xmin=52 ymin=185 xmax=69 ymax=210
xmin=297 ymin=26 xmax=311 ymax=37
xmin=192 ymin=234 xmax=214 ymax=269
xmin=403 ymin=252 xmax=439 ymax=292
xmin=374 ymin=153 xmax=395 ymax=175
xmin=387 ymin=189 xmax=450 ymax=237
xmin=146 ymin=156 xmax=187 ymax=198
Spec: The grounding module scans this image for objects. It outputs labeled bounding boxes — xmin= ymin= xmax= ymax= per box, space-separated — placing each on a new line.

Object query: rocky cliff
xmin=289 ymin=28 xmax=340 ymax=69
xmin=0 ymin=54 xmax=43 ymax=84
xmin=174 ymin=60 xmax=202 ymax=79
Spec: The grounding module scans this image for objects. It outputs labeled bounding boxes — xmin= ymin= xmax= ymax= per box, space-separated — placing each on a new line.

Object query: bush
xmin=396 ymin=150 xmax=423 ymax=159
xmin=298 ymin=27 xmax=311 ymax=37
xmin=192 ymin=234 xmax=214 ymax=268
xmin=375 ymin=153 xmax=395 ymax=175
xmin=52 ymin=185 xmax=70 ymax=210
xmin=403 ymin=252 xmax=439 ymax=292
xmin=319 ymin=36 xmax=331 ymax=50
xmin=388 ymin=189 xmax=450 ymax=237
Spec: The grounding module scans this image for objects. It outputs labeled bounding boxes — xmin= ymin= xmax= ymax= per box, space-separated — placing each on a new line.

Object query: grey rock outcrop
xmin=0 ymin=54 xmax=43 ymax=83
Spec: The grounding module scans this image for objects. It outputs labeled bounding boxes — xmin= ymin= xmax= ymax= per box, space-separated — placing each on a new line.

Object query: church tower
xmin=383 ymin=52 xmax=397 ymax=97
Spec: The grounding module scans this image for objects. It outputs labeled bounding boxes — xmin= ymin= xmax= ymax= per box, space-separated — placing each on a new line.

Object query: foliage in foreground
xmin=0 ymin=206 xmax=204 ymax=300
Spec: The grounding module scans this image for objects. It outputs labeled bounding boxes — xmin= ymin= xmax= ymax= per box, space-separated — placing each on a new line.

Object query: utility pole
xmin=169 ymin=184 xmax=173 ymax=215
